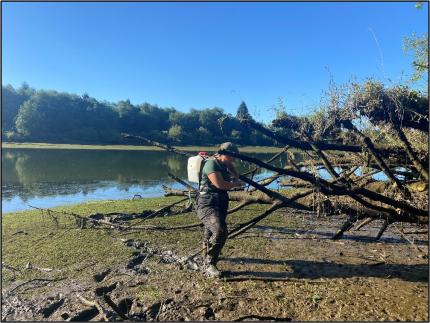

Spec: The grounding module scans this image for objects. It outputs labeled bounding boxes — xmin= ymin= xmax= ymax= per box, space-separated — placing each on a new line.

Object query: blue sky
xmin=2 ymin=2 xmax=428 ymax=122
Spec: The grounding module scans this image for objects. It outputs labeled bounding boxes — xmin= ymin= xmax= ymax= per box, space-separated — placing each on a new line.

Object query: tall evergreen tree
xmin=236 ymin=101 xmax=251 ymax=119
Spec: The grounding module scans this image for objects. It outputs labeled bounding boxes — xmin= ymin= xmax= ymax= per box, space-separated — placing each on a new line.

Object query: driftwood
xmin=163 ymin=186 xmax=275 ymax=204
xmin=340 ymin=119 xmax=411 ymax=198
xmin=220 ymin=150 xmax=427 ymax=220
xmin=29 ymin=204 xmax=193 ymax=232
xmin=9 ymin=278 xmax=64 ymax=294
xmin=127 ymin=197 xmax=190 ymax=227
xmin=122 ymin=132 xmax=427 ymax=245
xmin=29 ymin=195 xmax=192 ymax=229
xmin=76 ymin=294 xmax=109 ymax=321
xmin=25 ymin=262 xmax=62 ymax=273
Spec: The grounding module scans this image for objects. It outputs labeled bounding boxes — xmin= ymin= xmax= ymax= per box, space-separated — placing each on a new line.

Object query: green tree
xmin=403 ymin=33 xmax=428 ymax=84
xmin=15 ymin=90 xmax=119 ymax=143
xmin=198 ymin=108 xmax=224 ymax=140
xmin=236 ymin=101 xmax=251 ymax=119
xmin=2 ymin=84 xmax=34 ymax=133
xmin=168 ymin=124 xmax=185 ymax=143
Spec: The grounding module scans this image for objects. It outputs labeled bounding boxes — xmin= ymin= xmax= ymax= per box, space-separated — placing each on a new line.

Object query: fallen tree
xmin=118 ymin=82 xmax=427 ymax=251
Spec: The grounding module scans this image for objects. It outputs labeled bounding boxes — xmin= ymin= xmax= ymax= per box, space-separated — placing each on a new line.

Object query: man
xmin=195 ymin=142 xmax=243 ymax=278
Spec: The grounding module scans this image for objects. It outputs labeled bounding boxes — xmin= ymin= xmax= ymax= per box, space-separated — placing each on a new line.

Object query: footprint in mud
xmin=95 ymin=282 xmax=118 ymax=296
xmin=93 ymin=269 xmax=111 ymax=282
xmin=117 ymin=298 xmax=133 ymax=316
xmin=121 ymin=239 xmax=148 ymax=250
xmin=125 ymin=252 xmax=151 ymax=275
xmin=126 ymin=253 xmax=146 ymax=269
xmin=38 ymin=297 xmax=65 ymax=318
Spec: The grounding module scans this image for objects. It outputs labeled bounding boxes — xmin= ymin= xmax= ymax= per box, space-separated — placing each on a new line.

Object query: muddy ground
xmin=2 ymin=206 xmax=428 ymax=321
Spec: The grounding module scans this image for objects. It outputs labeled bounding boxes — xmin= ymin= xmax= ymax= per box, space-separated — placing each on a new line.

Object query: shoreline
xmin=2 ymin=142 xmax=285 ymax=153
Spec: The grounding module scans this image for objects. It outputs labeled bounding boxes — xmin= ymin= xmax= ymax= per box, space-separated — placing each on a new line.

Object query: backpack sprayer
xmin=187 ymin=152 xmax=209 ymax=189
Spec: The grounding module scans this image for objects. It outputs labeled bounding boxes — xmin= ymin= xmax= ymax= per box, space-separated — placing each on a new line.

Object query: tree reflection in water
xmin=2 ymin=148 xmax=281 ymax=212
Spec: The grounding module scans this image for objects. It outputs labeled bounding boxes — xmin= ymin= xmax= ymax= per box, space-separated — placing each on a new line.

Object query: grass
xmin=2 ymin=195 xmax=428 ymax=321
xmin=2 ymin=142 xmax=287 ymax=153
xmin=2 ymin=198 xmax=178 ymax=284
xmin=1 ymin=194 xmax=300 ymax=286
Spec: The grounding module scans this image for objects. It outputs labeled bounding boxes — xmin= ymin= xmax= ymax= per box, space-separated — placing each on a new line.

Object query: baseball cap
xmin=219 ymin=142 xmax=239 ymax=154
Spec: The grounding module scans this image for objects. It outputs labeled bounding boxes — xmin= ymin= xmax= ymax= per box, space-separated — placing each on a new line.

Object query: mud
xmin=2 ymin=213 xmax=428 ymax=321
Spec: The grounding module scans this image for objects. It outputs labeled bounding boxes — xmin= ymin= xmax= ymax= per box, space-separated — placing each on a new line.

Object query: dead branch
xmin=392 ymin=126 xmax=429 ymax=181
xmin=167 ymin=172 xmax=196 ymax=191
xmin=332 ymin=216 xmax=358 ymax=240
xmin=239 ymin=117 xmax=403 ymax=157
xmin=163 ymin=185 xmax=276 ymax=204
xmin=242 ymin=146 xmax=289 ymax=192
xmin=248 ymin=173 xmax=283 ymax=192
xmin=102 ymin=294 xmax=130 ymax=320
xmin=121 ymin=133 xmax=190 ymax=157
xmin=9 ymin=278 xmax=63 ymax=293
xmin=126 ymin=223 xmax=203 ymax=231
xmin=185 ymin=202 xmax=286 ymax=262
xmin=298 ymin=136 xmax=412 ymax=226
xmin=76 ymin=294 xmax=109 ymax=321
xmin=233 ymin=314 xmax=292 ymax=321
xmin=46 ymin=209 xmax=59 ymax=228
xmin=29 ymin=205 xmax=192 ymax=232
xmin=374 ymin=219 xmax=392 ymax=241
xmin=353 ymin=217 xmax=375 ymax=231
xmin=123 ymin=133 xmax=427 ymax=246
xmin=25 ymin=262 xmax=62 ymax=273
xmin=341 ymin=119 xmax=411 ymax=198
xmin=128 ymin=197 xmax=189 ymax=227
xmin=242 ymin=145 xmax=289 ymax=176
xmin=227 ymin=200 xmax=254 ymax=214
xmin=220 ymin=150 xmax=428 ymax=219
xmin=401 ymin=229 xmax=428 ymax=235
xmin=227 ymin=202 xmax=287 ymax=239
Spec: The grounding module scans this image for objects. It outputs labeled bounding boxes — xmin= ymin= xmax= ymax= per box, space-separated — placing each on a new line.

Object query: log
xmin=393 ymin=127 xmax=429 ymax=181
xmin=219 ymin=150 xmax=428 ymax=218
xmin=341 ymin=119 xmax=411 ymax=198
xmin=240 ymin=117 xmax=404 ymax=157
xmin=163 ymin=186 xmax=275 ymax=204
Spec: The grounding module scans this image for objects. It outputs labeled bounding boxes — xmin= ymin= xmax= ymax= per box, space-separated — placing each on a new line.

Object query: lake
xmin=2 ymin=148 xmax=287 ymax=213
xmin=2 ymin=148 xmax=392 ymax=214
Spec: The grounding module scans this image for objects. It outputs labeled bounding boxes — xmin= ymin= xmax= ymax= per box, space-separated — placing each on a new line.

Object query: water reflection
xmin=2 ymin=149 xmax=282 ymax=213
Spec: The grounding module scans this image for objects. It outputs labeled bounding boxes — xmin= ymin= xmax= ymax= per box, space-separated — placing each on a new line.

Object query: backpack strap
xmin=198 ymin=157 xmax=207 ymax=191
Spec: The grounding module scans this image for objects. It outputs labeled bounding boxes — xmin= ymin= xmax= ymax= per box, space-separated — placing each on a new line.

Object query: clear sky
xmin=2 ymin=1 xmax=428 ymax=122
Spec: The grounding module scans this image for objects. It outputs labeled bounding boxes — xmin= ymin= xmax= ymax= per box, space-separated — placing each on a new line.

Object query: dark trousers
xmin=195 ymin=191 xmax=229 ymax=265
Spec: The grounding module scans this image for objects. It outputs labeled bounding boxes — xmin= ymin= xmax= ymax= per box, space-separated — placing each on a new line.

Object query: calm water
xmin=2 ymin=148 xmax=391 ymax=213
xmin=2 ymin=148 xmax=285 ymax=213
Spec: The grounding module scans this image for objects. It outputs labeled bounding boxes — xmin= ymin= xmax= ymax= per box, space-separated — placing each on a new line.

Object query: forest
xmin=2 ymin=85 xmax=274 ymax=146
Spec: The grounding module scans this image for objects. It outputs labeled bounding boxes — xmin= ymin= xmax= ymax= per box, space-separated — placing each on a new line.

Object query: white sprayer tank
xmin=187 ymin=155 xmax=205 ymax=183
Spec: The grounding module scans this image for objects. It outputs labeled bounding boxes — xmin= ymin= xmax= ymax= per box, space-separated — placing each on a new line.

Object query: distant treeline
xmin=2 ymin=84 xmax=275 ymax=146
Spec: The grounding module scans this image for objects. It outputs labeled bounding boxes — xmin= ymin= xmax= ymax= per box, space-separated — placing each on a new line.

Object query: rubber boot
xmin=205 ymin=255 xmax=221 ymax=278
xmin=205 ymin=264 xmax=221 ymax=278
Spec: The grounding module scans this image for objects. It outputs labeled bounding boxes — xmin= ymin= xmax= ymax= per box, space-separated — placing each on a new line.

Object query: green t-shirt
xmin=200 ymin=158 xmax=231 ymax=192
